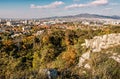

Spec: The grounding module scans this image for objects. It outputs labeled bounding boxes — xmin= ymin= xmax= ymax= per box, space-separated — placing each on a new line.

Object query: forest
xmin=0 ymin=25 xmax=120 ymax=79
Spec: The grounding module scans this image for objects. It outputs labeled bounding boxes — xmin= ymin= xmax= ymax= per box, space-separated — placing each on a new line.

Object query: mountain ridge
xmin=43 ymin=13 xmax=120 ymax=20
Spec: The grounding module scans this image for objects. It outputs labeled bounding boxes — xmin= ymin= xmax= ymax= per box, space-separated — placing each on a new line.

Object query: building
xmin=6 ymin=21 xmax=12 ymax=26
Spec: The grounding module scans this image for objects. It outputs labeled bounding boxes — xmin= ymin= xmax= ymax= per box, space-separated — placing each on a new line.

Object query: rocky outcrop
xmin=109 ymin=53 xmax=120 ymax=63
xmin=78 ymin=51 xmax=90 ymax=69
xmin=78 ymin=33 xmax=120 ymax=68
xmin=84 ymin=33 xmax=120 ymax=52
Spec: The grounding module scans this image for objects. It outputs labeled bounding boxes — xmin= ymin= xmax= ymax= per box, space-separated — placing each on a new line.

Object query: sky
xmin=0 ymin=0 xmax=120 ymax=18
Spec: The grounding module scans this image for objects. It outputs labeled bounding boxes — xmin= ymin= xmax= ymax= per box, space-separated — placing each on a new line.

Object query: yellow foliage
xmin=62 ymin=47 xmax=76 ymax=65
xmin=22 ymin=45 xmax=26 ymax=49
xmin=42 ymin=35 xmax=49 ymax=43
xmin=105 ymin=28 xmax=110 ymax=34
xmin=65 ymin=36 xmax=70 ymax=46
xmin=32 ymin=52 xmax=41 ymax=69
xmin=22 ymin=36 xmax=34 ymax=43
xmin=3 ymin=40 xmax=13 ymax=46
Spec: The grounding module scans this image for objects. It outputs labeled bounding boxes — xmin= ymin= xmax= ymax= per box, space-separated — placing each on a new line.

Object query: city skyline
xmin=0 ymin=0 xmax=120 ymax=18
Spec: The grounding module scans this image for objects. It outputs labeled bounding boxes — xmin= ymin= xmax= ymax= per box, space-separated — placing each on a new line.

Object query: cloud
xmin=31 ymin=1 xmax=64 ymax=9
xmin=65 ymin=0 xmax=108 ymax=9
xmin=91 ymin=0 xmax=108 ymax=6
xmin=110 ymin=3 xmax=119 ymax=6
xmin=103 ymin=7 xmax=112 ymax=11
xmin=73 ymin=0 xmax=80 ymax=2
xmin=65 ymin=4 xmax=88 ymax=9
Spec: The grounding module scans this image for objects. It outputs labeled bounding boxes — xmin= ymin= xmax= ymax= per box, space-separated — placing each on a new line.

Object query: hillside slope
xmin=0 ymin=25 xmax=120 ymax=79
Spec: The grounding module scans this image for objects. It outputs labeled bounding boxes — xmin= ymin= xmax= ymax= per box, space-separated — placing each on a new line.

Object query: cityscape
xmin=0 ymin=0 xmax=120 ymax=79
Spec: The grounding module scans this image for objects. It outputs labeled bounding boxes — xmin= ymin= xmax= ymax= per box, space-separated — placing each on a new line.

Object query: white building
xmin=104 ymin=20 xmax=120 ymax=25
xmin=82 ymin=21 xmax=90 ymax=25
xmin=6 ymin=21 xmax=12 ymax=26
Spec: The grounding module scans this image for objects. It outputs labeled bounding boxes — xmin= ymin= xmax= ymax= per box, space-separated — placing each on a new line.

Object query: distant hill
xmin=73 ymin=13 xmax=120 ymax=19
xmin=44 ymin=13 xmax=120 ymax=20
